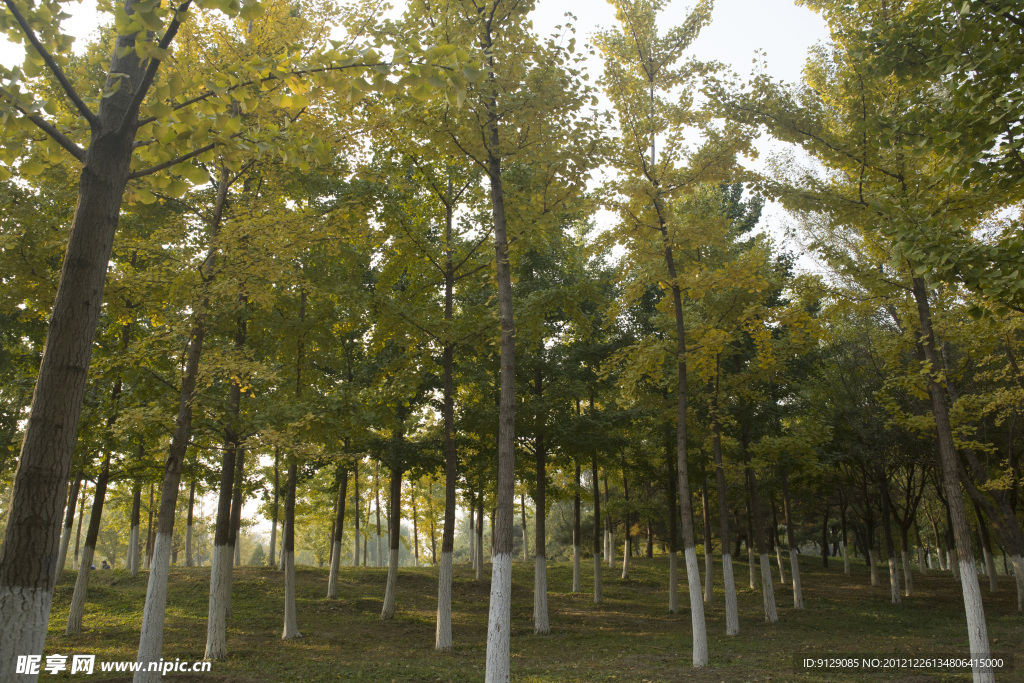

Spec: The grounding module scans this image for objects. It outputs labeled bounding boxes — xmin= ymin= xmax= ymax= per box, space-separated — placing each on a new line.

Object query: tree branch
xmin=2 ymin=0 xmax=98 ymax=127
xmin=119 ymin=0 xmax=194 ymax=135
xmin=128 ymin=141 xmax=218 ymax=179
xmin=0 ymin=85 xmax=85 ymax=160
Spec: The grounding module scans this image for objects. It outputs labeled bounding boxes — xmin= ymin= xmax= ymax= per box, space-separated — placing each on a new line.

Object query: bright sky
xmin=1 ymin=0 xmax=830 ymax=538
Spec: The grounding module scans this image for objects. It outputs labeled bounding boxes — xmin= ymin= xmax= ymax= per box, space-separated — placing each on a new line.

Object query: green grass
xmin=44 ymin=556 xmax=1022 ymax=682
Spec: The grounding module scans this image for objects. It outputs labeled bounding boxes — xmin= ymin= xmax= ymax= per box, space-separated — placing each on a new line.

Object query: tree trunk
xmin=57 ymin=471 xmax=84 ymax=580
xmin=533 ymin=368 xmax=549 ymax=634
xmin=327 ymin=466 xmax=348 ymax=599
xmin=620 ymin=456 xmax=631 ymax=581
xmin=374 ymin=463 xmax=383 ymax=568
xmin=592 ymin=449 xmax=603 ymax=605
xmin=128 ymin=480 xmax=141 ymax=576
xmin=134 ymin=174 xmax=222 ymax=679
xmin=73 ymin=487 xmax=86 ymax=572
xmin=521 ymin=491 xmax=529 ymax=563
xmin=745 ymin=494 xmax=757 ymax=590
xmin=840 ymin=500 xmax=851 ymax=576
xmin=476 ymin=498 xmax=485 ymax=579
xmin=66 ymin=454 xmax=110 ymax=635
xmin=351 ymin=459 xmax=359 ymax=568
xmin=469 ymin=494 xmax=476 ymax=571
xmin=381 ymin=467 xmax=402 ymax=620
xmin=974 ymin=505 xmax=998 ymax=594
xmin=666 ymin=433 xmax=679 ymax=614
xmin=144 ymin=484 xmax=154 ymax=570
xmin=711 ymin=408 xmax=738 ymax=635
xmin=435 ymin=332 xmax=458 ymax=650
xmin=282 ymin=458 xmax=301 ymax=639
xmin=911 ymin=276 xmax=993 ymax=680
xmin=781 ymin=468 xmax=803 ymax=609
xmin=270 ymin=447 xmax=280 ymax=569
xmin=204 ymin=435 xmax=238 ymax=660
xmin=226 ymin=445 xmax=246 ymax=617
xmin=745 ymin=454 xmax=776 ymax=623
xmin=702 ymin=480 xmax=713 ymax=603
xmin=0 ymin=25 xmax=147 ymax=668
xmin=603 ymin=474 xmax=614 ymax=569
xmin=773 ymin=503 xmax=787 ymax=587
xmin=185 ymin=479 xmax=195 ymax=569
xmin=573 ymin=463 xmax=581 ymax=593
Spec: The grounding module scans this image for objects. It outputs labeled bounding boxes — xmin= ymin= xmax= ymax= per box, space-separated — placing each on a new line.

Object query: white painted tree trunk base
xmin=620 ymin=545 xmax=630 ymax=580
xmin=957 ymin=560 xmax=995 ymax=683
xmin=748 ymin=547 xmax=757 ymax=589
xmin=381 ymin=548 xmax=399 ymax=620
xmin=0 ymin=584 xmax=53 ymax=683
xmin=888 ymin=558 xmax=901 ymax=605
xmin=917 ymin=546 xmax=927 ymax=575
xmin=775 ymin=546 xmax=787 ymax=586
xmin=134 ymin=532 xmax=174 ymax=683
xmin=205 ymin=544 xmax=232 ymax=660
xmin=842 ymin=542 xmax=851 ymax=576
xmin=534 ymin=555 xmax=549 ymax=634
xmin=593 ymin=554 xmax=603 ymax=605
xmin=869 ymin=549 xmax=879 ymax=586
xmin=66 ymin=545 xmax=94 ymax=635
xmin=435 ymin=551 xmax=454 ymax=651
xmin=327 ymin=538 xmax=342 ymax=599
xmin=282 ymin=551 xmax=301 ymax=639
xmin=668 ymin=551 xmax=678 ymax=614
xmin=683 ymin=547 xmax=709 ymax=667
xmin=758 ymin=553 xmax=778 ymax=623
xmin=572 ymin=545 xmax=581 ymax=593
xmin=982 ymin=548 xmax=997 ymax=594
xmin=1010 ymin=555 xmax=1024 ymax=613
xmin=721 ymin=553 xmax=739 ymax=635
xmin=128 ymin=525 xmax=140 ymax=575
xmin=484 ymin=553 xmax=513 ymax=683
xmin=789 ymin=548 xmax=804 ymax=609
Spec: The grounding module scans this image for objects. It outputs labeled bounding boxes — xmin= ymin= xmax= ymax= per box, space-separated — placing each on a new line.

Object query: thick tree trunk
xmin=0 ymin=28 xmax=146 ymax=669
xmin=381 ymin=468 xmax=402 ymax=620
xmin=911 ymin=277 xmax=993 ymax=680
xmin=66 ymin=454 xmax=110 ymax=635
xmin=57 ymin=471 xmax=84 ymax=580
xmin=282 ymin=458 xmax=300 ymax=639
xmin=482 ymin=75 xmax=518 ymax=681
xmin=327 ymin=466 xmax=348 ymax=600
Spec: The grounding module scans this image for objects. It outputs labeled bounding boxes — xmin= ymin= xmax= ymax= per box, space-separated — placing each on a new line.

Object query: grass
xmin=43 ymin=555 xmax=1022 ymax=682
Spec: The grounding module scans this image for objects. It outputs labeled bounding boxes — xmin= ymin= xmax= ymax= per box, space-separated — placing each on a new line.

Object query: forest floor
xmin=43 ymin=555 xmax=1022 ymax=682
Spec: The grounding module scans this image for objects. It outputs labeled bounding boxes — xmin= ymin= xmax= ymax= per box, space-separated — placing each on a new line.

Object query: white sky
xmin=1 ymin=0 xmax=830 ymax=536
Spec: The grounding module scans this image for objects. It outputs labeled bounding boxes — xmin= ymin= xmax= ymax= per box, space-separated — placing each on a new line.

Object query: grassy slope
xmin=44 ymin=556 xmax=1022 ymax=682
